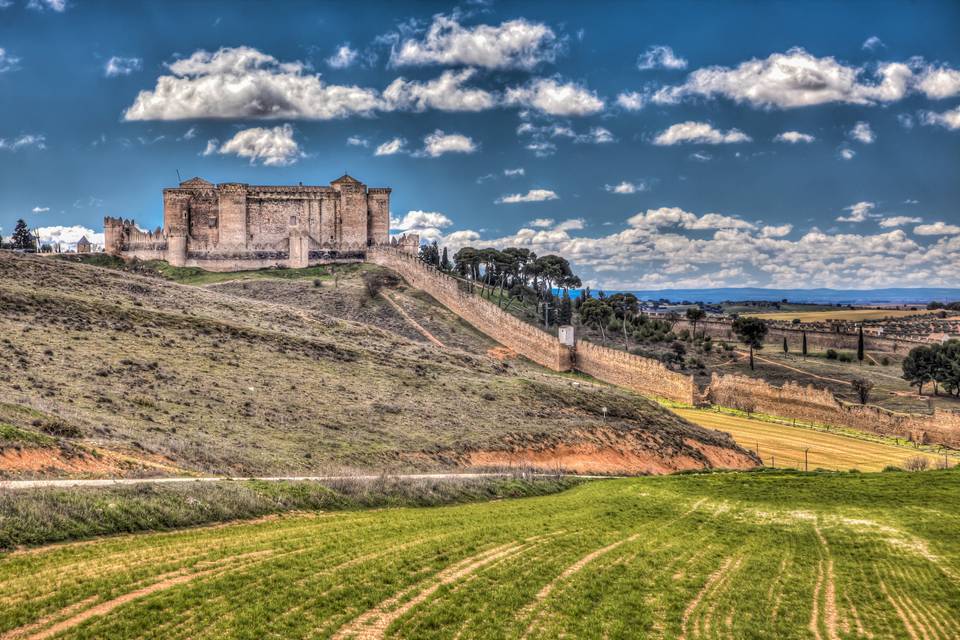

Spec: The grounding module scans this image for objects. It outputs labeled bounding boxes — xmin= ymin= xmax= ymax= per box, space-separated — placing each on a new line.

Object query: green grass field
xmin=1 ymin=471 xmax=958 ymax=639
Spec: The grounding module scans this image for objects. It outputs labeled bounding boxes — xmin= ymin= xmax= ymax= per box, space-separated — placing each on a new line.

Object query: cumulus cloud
xmin=210 ymin=124 xmax=303 ymax=166
xmin=0 ymin=47 xmax=20 ymax=73
xmin=389 ymin=14 xmax=559 ymax=70
xmin=914 ymin=222 xmax=960 ymax=236
xmin=862 ymin=36 xmax=885 ymax=51
xmin=496 ymin=189 xmax=559 ymax=204
xmin=839 ymin=148 xmax=856 ymax=160
xmin=374 ymin=137 xmax=406 ymax=156
xmin=381 ymin=69 xmax=496 ymax=112
xmin=837 ymin=201 xmax=875 ymax=223
xmin=760 ymin=224 xmax=793 ymax=238
xmin=418 ymin=130 xmax=478 ymax=157
xmin=0 ymin=134 xmax=46 ymax=151
xmin=651 ymin=48 xmax=960 ymax=109
xmin=35 ymin=225 xmax=103 ymax=247
xmin=636 ymin=45 xmax=687 ymax=71
xmin=615 ymin=91 xmax=647 ymax=111
xmin=849 ymin=121 xmax=875 ymax=144
xmin=391 ymin=210 xmax=453 ymax=232
xmin=653 ymin=121 xmax=751 ymax=145
xmin=919 ymin=106 xmax=960 ymax=131
xmin=124 ymin=46 xmax=381 ymax=121
xmin=505 ymin=78 xmax=604 ymax=116
xmin=104 ymin=56 xmax=142 ymax=77
xmin=527 ymin=218 xmax=554 ymax=228
xmin=346 ymin=135 xmax=368 ymax=147
xmin=326 ymin=44 xmax=358 ymax=69
xmin=32 ymin=206 xmax=49 ymax=213
xmin=879 ymin=216 xmax=922 ymax=228
xmin=504 ymin=167 xmax=525 ymax=177
xmin=774 ymin=131 xmax=815 ymax=143
xmin=605 ymin=181 xmax=647 ymax=194
xmin=26 ymin=0 xmax=66 ymax=11
xmin=627 ymin=207 xmax=755 ymax=230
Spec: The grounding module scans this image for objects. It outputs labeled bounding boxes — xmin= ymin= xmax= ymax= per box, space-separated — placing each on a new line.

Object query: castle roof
xmin=77 ymin=235 xmax=90 ymax=244
xmin=180 ymin=177 xmax=213 ymax=187
xmin=331 ymin=174 xmax=362 ymax=185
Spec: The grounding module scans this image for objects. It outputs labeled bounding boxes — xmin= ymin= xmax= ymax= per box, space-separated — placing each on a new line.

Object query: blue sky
xmin=1 ymin=0 xmax=959 ymax=289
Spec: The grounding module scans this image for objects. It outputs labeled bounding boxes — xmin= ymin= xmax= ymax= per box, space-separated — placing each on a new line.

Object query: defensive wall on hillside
xmin=370 ymin=248 xmax=959 ymax=445
xmin=706 ymin=373 xmax=960 ymax=447
xmin=676 ymin=319 xmax=926 ymax=354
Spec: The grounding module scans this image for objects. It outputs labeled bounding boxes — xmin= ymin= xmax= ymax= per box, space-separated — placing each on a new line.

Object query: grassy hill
xmin=0 ymin=253 xmax=757 ymax=477
xmin=1 ymin=469 xmax=957 ymax=639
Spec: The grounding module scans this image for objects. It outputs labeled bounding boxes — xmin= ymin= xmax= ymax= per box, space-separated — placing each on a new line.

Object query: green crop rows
xmin=1 ymin=470 xmax=958 ymax=639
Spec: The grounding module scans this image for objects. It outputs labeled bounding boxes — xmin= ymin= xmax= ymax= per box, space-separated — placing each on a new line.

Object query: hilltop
xmin=0 ymin=253 xmax=758 ymax=478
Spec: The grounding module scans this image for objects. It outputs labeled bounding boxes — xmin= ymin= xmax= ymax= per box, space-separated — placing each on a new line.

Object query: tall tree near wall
xmin=558 ymin=289 xmax=572 ymax=325
xmin=802 ymin=331 xmax=808 ymax=360
xmin=783 ymin=336 xmax=789 ymax=356
xmin=857 ymin=325 xmax=865 ymax=365
xmin=685 ymin=306 xmax=706 ymax=340
xmin=11 ymin=219 xmax=34 ymax=251
xmin=732 ymin=317 xmax=769 ymax=371
xmin=440 ymin=247 xmax=450 ymax=272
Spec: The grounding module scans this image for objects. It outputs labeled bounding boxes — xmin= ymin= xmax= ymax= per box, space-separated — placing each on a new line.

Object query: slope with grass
xmin=0 ymin=253 xmax=757 ymax=477
xmin=1 ymin=470 xmax=957 ymax=639
xmin=675 ymin=408 xmax=951 ymax=472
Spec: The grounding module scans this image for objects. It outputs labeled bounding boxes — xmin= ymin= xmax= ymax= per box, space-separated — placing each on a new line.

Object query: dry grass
xmin=675 ymin=408 xmax=949 ymax=471
xmin=746 ymin=309 xmax=935 ymax=322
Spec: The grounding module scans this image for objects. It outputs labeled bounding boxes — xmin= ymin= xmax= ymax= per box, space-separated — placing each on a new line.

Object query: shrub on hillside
xmin=826 ymin=349 xmax=838 ymax=360
xmin=903 ymin=456 xmax=930 ymax=472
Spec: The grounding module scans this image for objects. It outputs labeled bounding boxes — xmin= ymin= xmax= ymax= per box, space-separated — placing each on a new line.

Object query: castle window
xmin=208 ymin=215 xmax=217 ymax=228
xmin=290 ymin=215 xmax=298 ymax=226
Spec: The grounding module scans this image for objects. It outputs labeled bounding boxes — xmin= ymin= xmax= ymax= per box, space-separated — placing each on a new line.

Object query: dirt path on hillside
xmin=378 ymin=291 xmax=446 ymax=348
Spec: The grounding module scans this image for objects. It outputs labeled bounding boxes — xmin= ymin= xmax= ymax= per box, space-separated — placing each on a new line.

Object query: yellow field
xmin=675 ymin=408 xmax=945 ymax=471
xmin=746 ymin=308 xmax=933 ymax=322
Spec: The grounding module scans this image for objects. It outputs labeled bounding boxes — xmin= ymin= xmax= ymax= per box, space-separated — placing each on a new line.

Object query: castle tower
xmin=331 ymin=174 xmax=367 ymax=248
xmin=367 ymin=188 xmax=391 ymax=246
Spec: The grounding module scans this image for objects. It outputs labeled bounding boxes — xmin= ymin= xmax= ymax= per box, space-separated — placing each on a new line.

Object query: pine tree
xmin=857 ymin=324 xmax=865 ymax=365
xmin=783 ymin=336 xmax=788 ymax=356
xmin=11 ymin=219 xmax=33 ymax=250
xmin=440 ymin=246 xmax=451 ymax=271
xmin=802 ymin=331 xmax=808 ymax=360
xmin=559 ymin=289 xmax=572 ymax=325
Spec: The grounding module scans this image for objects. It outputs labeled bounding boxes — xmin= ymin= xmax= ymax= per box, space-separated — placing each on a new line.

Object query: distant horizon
xmin=566 ymin=285 xmax=960 ymax=305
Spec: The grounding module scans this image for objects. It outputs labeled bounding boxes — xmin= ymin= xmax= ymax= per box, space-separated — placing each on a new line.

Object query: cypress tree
xmin=802 ymin=331 xmax=808 ymax=360
xmin=857 ymin=324 xmax=865 ymax=365
xmin=11 ymin=219 xmax=33 ymax=250
xmin=783 ymin=336 xmax=788 ymax=356
xmin=559 ymin=289 xmax=572 ymax=324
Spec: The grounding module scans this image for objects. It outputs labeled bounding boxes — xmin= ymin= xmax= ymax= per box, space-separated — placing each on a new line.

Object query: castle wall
xmin=573 ymin=340 xmax=697 ymax=404
xmin=705 ymin=373 xmax=960 ymax=447
xmin=368 ymin=247 xmax=572 ymax=371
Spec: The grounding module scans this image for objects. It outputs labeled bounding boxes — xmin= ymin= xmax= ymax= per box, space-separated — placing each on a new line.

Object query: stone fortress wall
xmin=105 ymin=174 xmax=400 ymax=271
xmin=371 ymin=249 xmax=959 ymax=445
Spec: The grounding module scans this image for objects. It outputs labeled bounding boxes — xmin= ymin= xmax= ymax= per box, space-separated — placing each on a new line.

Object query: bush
xmin=826 ymin=349 xmax=838 ymax=360
xmin=838 ymin=352 xmax=853 ymax=363
xmin=882 ymin=465 xmax=903 ymax=472
xmin=39 ymin=419 xmax=82 ymax=438
xmin=903 ymin=456 xmax=930 ymax=472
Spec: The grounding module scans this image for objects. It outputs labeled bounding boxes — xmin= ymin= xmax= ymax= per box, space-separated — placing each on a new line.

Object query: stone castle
xmin=105 ymin=174 xmax=418 ymax=271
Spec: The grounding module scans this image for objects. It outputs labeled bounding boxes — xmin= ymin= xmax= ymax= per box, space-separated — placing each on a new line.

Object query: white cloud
xmin=346 ymin=135 xmax=369 ymax=147
xmin=391 ymin=210 xmax=453 ymax=232
xmin=862 ymin=36 xmax=885 ymax=51
xmin=504 ymin=167 xmax=525 ymax=177
xmin=180 ymin=126 xmax=198 ymax=140
xmin=382 ymin=69 xmax=496 ymax=112
xmin=605 ymin=181 xmax=646 ymax=194
xmin=527 ymin=218 xmax=554 ymax=228
xmin=555 ymin=218 xmax=585 ymax=232
xmin=525 ymin=141 xmax=556 ymax=156
xmin=774 ymin=131 xmax=815 ymax=144
xmin=32 ymin=206 xmax=50 ymax=213
xmin=914 ymin=222 xmax=960 ymax=236
xmin=837 ymin=201 xmax=875 ymax=223
xmin=897 ymin=113 xmax=915 ymax=129
xmin=0 ymin=134 xmax=46 ymax=151
xmin=916 ymin=66 xmax=960 ymax=100
xmin=636 ymin=45 xmax=687 ymax=71
xmin=326 ymin=44 xmax=358 ymax=69
xmin=919 ymin=106 xmax=960 ymax=131
xmin=652 ymin=48 xmax=931 ymax=109
xmin=389 ymin=15 xmax=559 ymax=70
xmin=26 ymin=0 xmax=66 ymax=11
xmin=0 ymin=47 xmax=20 ymax=73
xmin=849 ymin=121 xmax=875 ymax=144
xmin=627 ymin=206 xmax=755 ymax=230
xmin=839 ymin=148 xmax=856 ymax=160
xmin=615 ymin=91 xmax=647 ymax=111
xmin=879 ymin=216 xmax=922 ymax=228
xmin=124 ymin=46 xmax=381 ymax=121
xmin=505 ymin=78 xmax=604 ymax=116
xmin=201 ymin=139 xmax=219 ymax=156
xmin=496 ymin=189 xmax=559 ymax=204
xmin=35 ymin=225 xmax=103 ymax=247
xmin=760 ymin=224 xmax=793 ymax=238
xmin=588 ymin=127 xmax=615 ymax=143
xmin=418 ymin=130 xmax=478 ymax=157
xmin=653 ymin=121 xmax=751 ymax=145
xmin=105 ymin=56 xmax=142 ymax=77
xmin=212 ymin=124 xmax=303 ymax=166
xmin=689 ymin=151 xmax=712 ymax=162
xmin=374 ymin=137 xmax=406 ymax=156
